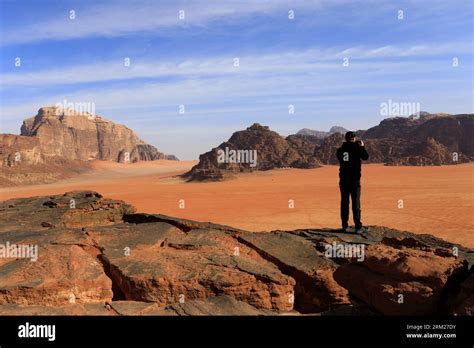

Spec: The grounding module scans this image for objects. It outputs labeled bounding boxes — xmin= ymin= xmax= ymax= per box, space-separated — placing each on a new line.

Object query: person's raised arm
xmin=358 ymin=141 xmax=369 ymax=160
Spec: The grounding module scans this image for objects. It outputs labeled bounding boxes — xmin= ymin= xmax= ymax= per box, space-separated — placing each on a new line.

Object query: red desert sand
xmin=1 ymin=160 xmax=472 ymax=248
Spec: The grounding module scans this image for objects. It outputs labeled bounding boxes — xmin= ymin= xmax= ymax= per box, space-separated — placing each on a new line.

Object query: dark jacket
xmin=336 ymin=141 xmax=369 ymax=181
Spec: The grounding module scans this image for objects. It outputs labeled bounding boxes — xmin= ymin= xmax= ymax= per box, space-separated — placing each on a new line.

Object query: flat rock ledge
xmin=0 ymin=191 xmax=472 ymax=316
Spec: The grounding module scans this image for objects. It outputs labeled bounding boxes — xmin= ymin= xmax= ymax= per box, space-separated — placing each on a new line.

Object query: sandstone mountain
xmin=18 ymin=106 xmax=166 ymax=162
xmin=0 ymin=191 xmax=471 ymax=315
xmin=362 ymin=113 xmax=474 ymax=157
xmin=0 ymin=107 xmax=177 ymax=186
xmin=184 ymin=123 xmax=320 ymax=181
xmin=316 ymin=113 xmax=473 ymax=165
xmin=186 ymin=113 xmax=473 ymax=181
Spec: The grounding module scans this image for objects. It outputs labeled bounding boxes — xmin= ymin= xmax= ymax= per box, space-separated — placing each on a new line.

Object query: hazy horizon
xmin=1 ymin=0 xmax=473 ymax=160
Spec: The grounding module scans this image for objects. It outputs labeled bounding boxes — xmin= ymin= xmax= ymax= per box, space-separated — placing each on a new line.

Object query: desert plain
xmin=1 ymin=160 xmax=472 ymax=248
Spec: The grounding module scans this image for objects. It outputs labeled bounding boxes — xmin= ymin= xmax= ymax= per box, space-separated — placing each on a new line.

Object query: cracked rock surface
xmin=0 ymin=191 xmax=472 ymax=315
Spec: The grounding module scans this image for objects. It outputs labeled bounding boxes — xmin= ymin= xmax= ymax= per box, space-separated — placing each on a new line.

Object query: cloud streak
xmin=1 ymin=42 xmax=468 ymax=87
xmin=2 ymin=0 xmax=346 ymax=45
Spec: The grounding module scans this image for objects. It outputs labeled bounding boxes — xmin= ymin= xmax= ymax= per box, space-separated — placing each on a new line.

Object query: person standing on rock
xmin=336 ymin=131 xmax=369 ymax=233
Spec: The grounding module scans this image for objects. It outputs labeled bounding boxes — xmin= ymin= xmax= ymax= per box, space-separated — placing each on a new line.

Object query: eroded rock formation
xmin=184 ymin=123 xmax=321 ymax=181
xmin=186 ymin=113 xmax=473 ymax=180
xmin=17 ymin=106 xmax=166 ymax=162
xmin=0 ymin=192 xmax=471 ymax=315
xmin=0 ymin=107 xmax=178 ymax=185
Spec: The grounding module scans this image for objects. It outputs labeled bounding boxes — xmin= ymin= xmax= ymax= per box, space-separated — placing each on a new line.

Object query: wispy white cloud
xmin=1 ymin=42 xmax=468 ymax=87
xmin=2 ymin=0 xmax=347 ymax=45
xmin=1 ymin=60 xmax=469 ymax=122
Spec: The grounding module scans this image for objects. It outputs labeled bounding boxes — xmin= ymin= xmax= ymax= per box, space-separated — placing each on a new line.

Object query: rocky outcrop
xmin=0 ymin=295 xmax=270 ymax=316
xmin=309 ymin=113 xmax=473 ymax=166
xmin=0 ymin=134 xmax=41 ymax=167
xmin=0 ymin=191 xmax=472 ymax=315
xmin=0 ymin=192 xmax=295 ymax=313
xmin=312 ymin=133 xmax=345 ymax=165
xmin=333 ymin=238 xmax=466 ymax=315
xmin=0 ymin=134 xmax=92 ymax=186
xmin=0 ymin=236 xmax=113 ymax=306
xmin=285 ymin=134 xmax=322 ymax=168
xmin=0 ymin=191 xmax=135 ymax=233
xmin=363 ymin=113 xmax=474 ymax=158
xmin=17 ymin=107 xmax=165 ymax=162
xmin=87 ymin=224 xmax=295 ymax=310
xmin=0 ymin=107 xmax=177 ymax=186
xmin=237 ymin=231 xmax=350 ymax=313
xmin=312 ymin=134 xmax=468 ymax=166
xmin=184 ymin=123 xmax=320 ymax=181
xmin=187 ymin=113 xmax=473 ymax=181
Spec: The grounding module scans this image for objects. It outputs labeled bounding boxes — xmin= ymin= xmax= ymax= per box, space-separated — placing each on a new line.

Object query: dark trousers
xmin=339 ymin=179 xmax=362 ymax=229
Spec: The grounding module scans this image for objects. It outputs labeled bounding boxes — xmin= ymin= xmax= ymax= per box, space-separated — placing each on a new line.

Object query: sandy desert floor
xmin=1 ymin=161 xmax=473 ymax=248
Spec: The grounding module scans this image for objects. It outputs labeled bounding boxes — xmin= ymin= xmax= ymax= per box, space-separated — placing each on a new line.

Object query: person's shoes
xmin=344 ymin=227 xmax=356 ymax=233
xmin=355 ymin=226 xmax=368 ymax=234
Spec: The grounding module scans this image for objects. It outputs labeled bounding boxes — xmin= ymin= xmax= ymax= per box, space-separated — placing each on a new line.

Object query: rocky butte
xmin=0 ymin=191 xmax=471 ymax=315
xmin=0 ymin=107 xmax=177 ymax=185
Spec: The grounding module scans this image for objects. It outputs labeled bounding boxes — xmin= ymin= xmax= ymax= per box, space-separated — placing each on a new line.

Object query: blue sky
xmin=0 ymin=0 xmax=472 ymax=159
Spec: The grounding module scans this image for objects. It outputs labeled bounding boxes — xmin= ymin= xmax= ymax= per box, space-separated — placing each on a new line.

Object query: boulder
xmin=333 ymin=238 xmax=468 ymax=315
xmin=0 ymin=191 xmax=136 ymax=233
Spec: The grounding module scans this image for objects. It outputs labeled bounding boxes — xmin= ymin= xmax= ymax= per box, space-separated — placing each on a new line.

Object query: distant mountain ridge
xmin=297 ymin=126 xmax=348 ymax=138
xmin=185 ymin=112 xmax=474 ymax=181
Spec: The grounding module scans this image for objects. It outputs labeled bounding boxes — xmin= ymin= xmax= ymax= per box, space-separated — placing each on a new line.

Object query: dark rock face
xmin=185 ymin=113 xmax=474 ymax=181
xmin=310 ymin=114 xmax=473 ymax=166
xmin=0 ymin=191 xmax=472 ymax=316
xmin=227 ymin=124 xmax=300 ymax=169
xmin=313 ymin=133 xmax=345 ymax=165
xmin=363 ymin=113 xmax=474 ymax=159
xmin=129 ymin=144 xmax=165 ymax=162
xmin=187 ymin=114 xmax=473 ymax=181
xmin=184 ymin=123 xmax=320 ymax=181
xmin=285 ymin=134 xmax=322 ymax=168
